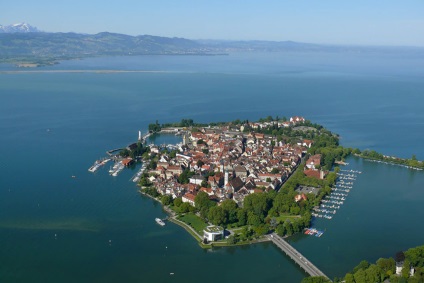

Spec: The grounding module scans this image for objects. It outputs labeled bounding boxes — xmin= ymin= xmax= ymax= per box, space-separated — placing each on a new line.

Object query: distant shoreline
xmin=0 ymin=70 xmax=170 ymax=74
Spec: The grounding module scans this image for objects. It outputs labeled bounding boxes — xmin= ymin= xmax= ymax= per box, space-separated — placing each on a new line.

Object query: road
xmin=266 ymin=233 xmax=330 ymax=280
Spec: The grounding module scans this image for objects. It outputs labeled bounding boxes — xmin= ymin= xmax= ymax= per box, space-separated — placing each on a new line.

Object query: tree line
xmin=303 ymin=246 xmax=424 ymax=283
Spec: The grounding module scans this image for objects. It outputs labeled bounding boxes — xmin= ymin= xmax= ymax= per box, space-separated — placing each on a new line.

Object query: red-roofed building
xmin=294 ymin=193 xmax=308 ymax=202
xmin=306 ymin=154 xmax=321 ymax=169
xmin=304 ymin=169 xmax=326 ymax=180
xmin=182 ymin=193 xmax=196 ymax=206
xmin=200 ymin=187 xmax=214 ymax=196
xmin=290 ymin=116 xmax=306 ymax=124
xmin=121 ymin=158 xmax=134 ymax=167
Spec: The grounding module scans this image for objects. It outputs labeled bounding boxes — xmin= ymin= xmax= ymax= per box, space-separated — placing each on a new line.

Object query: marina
xmin=131 ymin=163 xmax=148 ymax=182
xmin=312 ymin=169 xmax=362 ymax=221
xmin=88 ymin=158 xmax=111 ymax=172
xmin=110 ymin=161 xmax=125 ymax=177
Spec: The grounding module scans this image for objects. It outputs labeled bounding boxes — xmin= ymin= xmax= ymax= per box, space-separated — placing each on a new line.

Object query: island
xmin=91 ymin=115 xmax=424 ymax=282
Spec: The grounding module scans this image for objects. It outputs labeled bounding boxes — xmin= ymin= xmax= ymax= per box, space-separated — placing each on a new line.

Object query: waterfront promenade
xmin=266 ymin=233 xmax=330 ymax=280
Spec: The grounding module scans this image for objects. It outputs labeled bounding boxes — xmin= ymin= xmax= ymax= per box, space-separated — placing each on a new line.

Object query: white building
xmin=203 ymin=225 xmax=224 ymax=242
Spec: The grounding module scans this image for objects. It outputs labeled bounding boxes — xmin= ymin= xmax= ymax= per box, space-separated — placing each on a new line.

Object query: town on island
xmin=88 ymin=116 xmax=424 ymax=283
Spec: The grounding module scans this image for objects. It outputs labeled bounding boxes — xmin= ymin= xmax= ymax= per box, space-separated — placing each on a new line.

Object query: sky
xmin=2 ymin=0 xmax=424 ymax=46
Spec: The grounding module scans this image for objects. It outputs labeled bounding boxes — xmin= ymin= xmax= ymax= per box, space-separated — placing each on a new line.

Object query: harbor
xmin=130 ymin=163 xmax=148 ymax=183
xmin=88 ymin=158 xmax=111 ymax=172
xmin=312 ymin=169 xmax=362 ymax=220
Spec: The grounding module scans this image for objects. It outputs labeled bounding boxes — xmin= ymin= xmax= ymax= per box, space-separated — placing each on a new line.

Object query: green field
xmin=275 ymin=213 xmax=301 ymax=223
xmin=177 ymin=213 xmax=208 ymax=234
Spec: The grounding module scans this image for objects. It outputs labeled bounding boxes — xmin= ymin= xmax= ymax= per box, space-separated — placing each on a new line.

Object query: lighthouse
xmin=138 ymin=130 xmax=142 ymax=141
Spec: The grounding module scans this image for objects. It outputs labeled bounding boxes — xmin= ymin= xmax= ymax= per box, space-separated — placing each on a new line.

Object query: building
xmin=121 ymin=158 xmax=134 ymax=167
xmin=189 ymin=175 xmax=204 ymax=185
xmin=306 ymin=154 xmax=321 ymax=169
xmin=290 ymin=116 xmax=305 ymax=124
xmin=203 ymin=225 xmax=224 ymax=242
xmin=304 ymin=169 xmax=326 ymax=180
xmin=182 ymin=193 xmax=196 ymax=206
xmin=294 ymin=193 xmax=308 ymax=202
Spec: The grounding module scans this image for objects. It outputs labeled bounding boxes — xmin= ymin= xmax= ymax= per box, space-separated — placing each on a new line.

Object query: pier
xmin=106 ymin=148 xmax=123 ymax=157
xmin=266 ymin=233 xmax=330 ymax=280
xmin=140 ymin=131 xmax=151 ymax=142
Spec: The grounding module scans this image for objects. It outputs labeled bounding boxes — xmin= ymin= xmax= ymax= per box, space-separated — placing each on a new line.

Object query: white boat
xmin=89 ymin=158 xmax=110 ymax=172
xmin=155 ymin=218 xmax=165 ymax=226
xmin=88 ymin=163 xmax=100 ymax=172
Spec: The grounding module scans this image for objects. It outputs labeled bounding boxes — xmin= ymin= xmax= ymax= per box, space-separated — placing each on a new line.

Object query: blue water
xmin=1 ymin=51 xmax=424 ymax=282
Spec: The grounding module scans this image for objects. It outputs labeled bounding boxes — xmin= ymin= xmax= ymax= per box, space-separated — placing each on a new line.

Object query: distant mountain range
xmin=0 ymin=23 xmax=40 ymax=33
xmin=1 ymin=23 xmax=423 ymax=66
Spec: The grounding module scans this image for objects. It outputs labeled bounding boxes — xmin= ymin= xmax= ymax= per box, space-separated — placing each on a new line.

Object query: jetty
xmin=106 ymin=148 xmax=123 ymax=157
xmin=266 ymin=233 xmax=330 ymax=280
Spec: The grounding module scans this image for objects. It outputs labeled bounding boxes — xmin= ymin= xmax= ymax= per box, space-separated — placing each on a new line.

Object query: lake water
xmin=1 ymin=51 xmax=424 ymax=282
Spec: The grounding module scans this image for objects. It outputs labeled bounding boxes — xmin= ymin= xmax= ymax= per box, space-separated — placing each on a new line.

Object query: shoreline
xmin=355 ymin=154 xmax=424 ymax=171
xmin=0 ymin=70 xmax=172 ymax=74
xmin=139 ymin=189 xmax=270 ymax=249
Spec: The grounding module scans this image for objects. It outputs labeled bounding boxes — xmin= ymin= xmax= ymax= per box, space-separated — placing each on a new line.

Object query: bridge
xmin=266 ymin=233 xmax=330 ymax=280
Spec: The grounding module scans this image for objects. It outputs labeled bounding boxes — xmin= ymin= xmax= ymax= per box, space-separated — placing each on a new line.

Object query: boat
xmin=88 ymin=163 xmax=100 ymax=172
xmin=155 ymin=218 xmax=165 ymax=226
xmin=88 ymin=158 xmax=111 ymax=172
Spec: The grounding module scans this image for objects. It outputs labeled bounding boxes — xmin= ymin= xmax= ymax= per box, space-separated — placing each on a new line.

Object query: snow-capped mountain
xmin=0 ymin=23 xmax=40 ymax=33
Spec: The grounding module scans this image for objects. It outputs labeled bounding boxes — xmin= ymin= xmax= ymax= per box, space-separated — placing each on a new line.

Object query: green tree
xmin=208 ymin=206 xmax=226 ymax=226
xmin=353 ymin=260 xmax=370 ymax=273
xmin=179 ymin=202 xmax=191 ymax=213
xmin=405 ymin=245 xmax=424 ymax=267
xmin=247 ymin=211 xmax=261 ymax=227
xmin=301 ymin=277 xmax=331 ymax=283
xmin=173 ymin=197 xmax=183 ymax=207
xmin=402 ymin=259 xmax=411 ymax=279
xmin=200 ymin=180 xmax=209 ymax=188
xmin=365 ymin=264 xmax=381 ymax=283
xmin=220 ymin=199 xmax=239 ymax=224
xmin=195 ymin=191 xmax=216 ymax=219
xmin=178 ymin=169 xmax=195 ymax=184
xmin=344 ymin=273 xmax=355 ymax=283
xmin=161 ymin=195 xmax=173 ymax=206
xmin=377 ymin=257 xmax=395 ymax=280
xmin=197 ymin=160 xmax=205 ymax=168
xmin=148 ymin=120 xmax=161 ymax=132
xmin=253 ymin=224 xmax=269 ymax=236
xmin=227 ymin=235 xmax=237 ymax=245
xmin=276 ymin=224 xmax=286 ymax=236
xmin=353 ymin=268 xmax=366 ymax=283
xmin=243 ymin=193 xmax=272 ymax=221
xmin=237 ymin=208 xmax=247 ymax=226
xmin=169 ymin=150 xmax=177 ymax=158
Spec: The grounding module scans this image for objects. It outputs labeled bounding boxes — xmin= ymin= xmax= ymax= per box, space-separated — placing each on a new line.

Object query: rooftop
xmin=204 ymin=225 xmax=223 ymax=233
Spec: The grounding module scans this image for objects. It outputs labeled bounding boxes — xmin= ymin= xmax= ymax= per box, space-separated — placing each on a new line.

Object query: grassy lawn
xmin=169 ymin=205 xmax=181 ymax=213
xmin=178 ymin=213 xmax=208 ymax=234
xmin=230 ymin=226 xmax=247 ymax=233
xmin=275 ymin=213 xmax=301 ymax=223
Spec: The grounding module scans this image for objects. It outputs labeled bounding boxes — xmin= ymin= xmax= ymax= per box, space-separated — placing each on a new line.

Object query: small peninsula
xmin=91 ymin=115 xmax=424 ymax=282
xmin=96 ymin=116 xmax=423 ymax=246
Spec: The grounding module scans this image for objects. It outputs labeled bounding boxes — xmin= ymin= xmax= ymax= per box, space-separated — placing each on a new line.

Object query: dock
xmin=266 ymin=233 xmax=330 ymax=280
xmin=106 ymin=148 xmax=123 ymax=157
